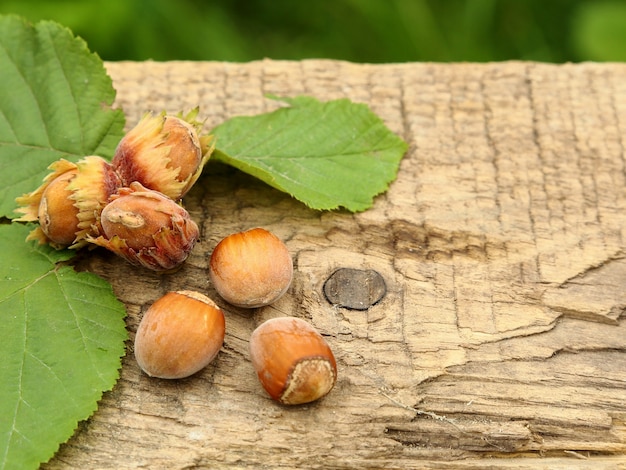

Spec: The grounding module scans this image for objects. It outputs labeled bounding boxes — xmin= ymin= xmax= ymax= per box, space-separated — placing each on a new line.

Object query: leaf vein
xmin=56 ymin=272 xmax=109 ymax=385
xmin=0 ymin=32 xmax=52 ymax=149
xmin=0 ymin=292 xmax=27 ymax=468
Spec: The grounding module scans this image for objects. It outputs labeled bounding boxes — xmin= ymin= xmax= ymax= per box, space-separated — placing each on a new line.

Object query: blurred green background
xmin=1 ymin=0 xmax=625 ymax=62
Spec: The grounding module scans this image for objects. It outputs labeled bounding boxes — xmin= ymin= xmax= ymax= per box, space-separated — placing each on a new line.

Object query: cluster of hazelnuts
xmin=15 ymin=110 xmax=337 ymax=405
xmin=136 ymin=228 xmax=337 ymax=405
xmin=15 ymin=109 xmax=210 ymax=271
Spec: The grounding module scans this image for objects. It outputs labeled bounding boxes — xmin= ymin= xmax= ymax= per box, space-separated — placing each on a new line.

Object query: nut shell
xmin=37 ymin=168 xmax=80 ymax=246
xmin=209 ymin=228 xmax=293 ymax=308
xmin=134 ymin=290 xmax=225 ymax=379
xmin=112 ymin=110 xmax=214 ymax=200
xmin=249 ymin=317 xmax=337 ymax=405
xmin=15 ymin=156 xmax=122 ymax=249
xmin=88 ymin=182 xmax=199 ymax=271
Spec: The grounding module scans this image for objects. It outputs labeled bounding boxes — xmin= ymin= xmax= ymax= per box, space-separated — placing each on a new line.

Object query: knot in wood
xmin=323 ymin=268 xmax=386 ymax=310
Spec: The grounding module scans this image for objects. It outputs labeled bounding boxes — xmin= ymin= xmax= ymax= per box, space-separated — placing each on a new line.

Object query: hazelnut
xmin=134 ymin=290 xmax=225 ymax=379
xmin=37 ymin=168 xmax=80 ymax=247
xmin=14 ymin=156 xmax=121 ymax=249
xmin=209 ymin=228 xmax=293 ymax=308
xmin=249 ymin=317 xmax=337 ymax=405
xmin=88 ymin=182 xmax=199 ymax=271
xmin=112 ymin=109 xmax=215 ymax=200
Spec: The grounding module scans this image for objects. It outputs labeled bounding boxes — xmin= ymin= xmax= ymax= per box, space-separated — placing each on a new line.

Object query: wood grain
xmin=44 ymin=60 xmax=626 ymax=469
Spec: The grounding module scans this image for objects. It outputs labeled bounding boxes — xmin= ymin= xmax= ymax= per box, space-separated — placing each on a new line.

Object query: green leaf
xmin=0 ymin=223 xmax=127 ymax=470
xmin=210 ymin=95 xmax=408 ymax=212
xmin=0 ymin=15 xmax=125 ymax=219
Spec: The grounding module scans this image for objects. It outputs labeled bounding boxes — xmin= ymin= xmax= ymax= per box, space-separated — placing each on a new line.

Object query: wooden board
xmin=44 ymin=60 xmax=626 ymax=469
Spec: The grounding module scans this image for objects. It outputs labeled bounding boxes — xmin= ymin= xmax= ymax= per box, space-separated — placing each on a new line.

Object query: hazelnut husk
xmin=15 ymin=156 xmax=121 ymax=249
xmin=112 ymin=109 xmax=215 ymax=201
xmin=87 ymin=182 xmax=200 ymax=271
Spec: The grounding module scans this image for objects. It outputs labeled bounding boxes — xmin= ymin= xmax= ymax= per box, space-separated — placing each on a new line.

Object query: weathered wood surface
xmin=44 ymin=60 xmax=626 ymax=469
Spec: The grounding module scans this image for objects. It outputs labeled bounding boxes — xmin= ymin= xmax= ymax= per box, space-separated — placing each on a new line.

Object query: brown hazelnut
xmin=134 ymin=290 xmax=225 ymax=379
xmin=112 ymin=110 xmax=214 ymax=200
xmin=249 ymin=317 xmax=337 ymax=405
xmin=87 ymin=182 xmax=199 ymax=271
xmin=37 ymin=168 xmax=80 ymax=247
xmin=15 ymin=157 xmax=121 ymax=249
xmin=209 ymin=228 xmax=293 ymax=308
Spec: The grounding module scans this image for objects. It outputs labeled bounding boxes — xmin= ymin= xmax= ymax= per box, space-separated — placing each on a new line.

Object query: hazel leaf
xmin=210 ymin=95 xmax=408 ymax=212
xmin=0 ymin=223 xmax=127 ymax=470
xmin=0 ymin=15 xmax=125 ymax=219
